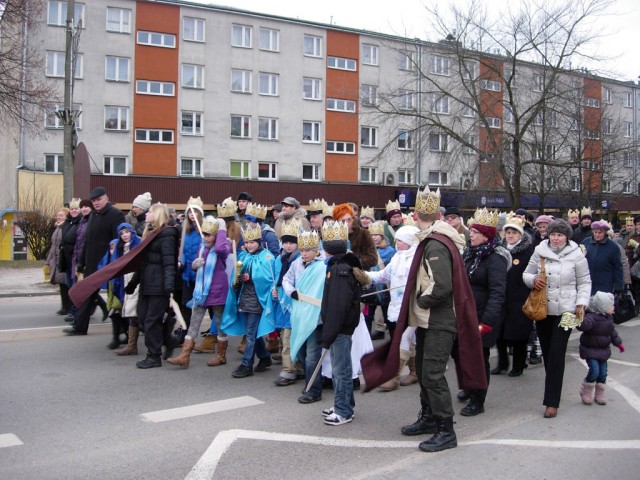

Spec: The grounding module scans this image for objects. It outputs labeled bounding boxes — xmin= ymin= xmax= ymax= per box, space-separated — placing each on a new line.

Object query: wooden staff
xmin=305 ymin=348 xmax=328 ymax=393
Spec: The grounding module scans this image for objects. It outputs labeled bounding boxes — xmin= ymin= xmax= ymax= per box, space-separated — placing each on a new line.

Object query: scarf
xmin=190 ymin=244 xmax=218 ymax=307
xmin=464 ymin=236 xmax=500 ymax=277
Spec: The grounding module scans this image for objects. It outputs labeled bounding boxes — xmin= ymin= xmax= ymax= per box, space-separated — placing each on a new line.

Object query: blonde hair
xmin=143 ymin=203 xmax=170 ymax=239
xmin=184 ymin=210 xmax=203 ymax=234
xmin=57 ymin=207 xmax=70 ymax=217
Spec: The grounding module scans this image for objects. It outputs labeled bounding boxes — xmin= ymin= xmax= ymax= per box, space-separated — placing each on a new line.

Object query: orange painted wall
xmin=132 ymin=1 xmax=180 ymax=176
xmin=582 ymin=77 xmax=602 ymax=191
xmin=325 ymin=30 xmax=359 ymax=182
xmin=478 ymin=57 xmax=503 ymax=189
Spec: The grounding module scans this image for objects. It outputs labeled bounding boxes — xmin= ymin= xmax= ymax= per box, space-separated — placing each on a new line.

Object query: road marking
xmin=466 ymin=439 xmax=640 ymax=449
xmin=0 ymin=434 xmax=23 ymax=448
xmin=141 ymin=396 xmax=264 ymax=423
xmin=619 ymin=319 xmax=640 ymax=327
xmin=0 ymin=324 xmax=110 ymax=333
xmin=608 ymin=358 xmax=640 ymax=367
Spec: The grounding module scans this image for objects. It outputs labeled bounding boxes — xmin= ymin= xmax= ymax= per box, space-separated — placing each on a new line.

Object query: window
xmin=624 ymin=92 xmax=633 ymax=108
xmin=46 ymin=51 xmax=82 ymax=78
xmin=481 ymin=79 xmax=501 ymax=92
xmin=428 ymin=133 xmax=448 ymax=152
xmin=504 ymin=105 xmax=514 ymax=123
xmin=362 ymin=44 xmax=378 ymax=66
xmin=104 ymin=156 xmax=127 ymax=175
xmin=44 ymin=103 xmax=82 ymax=129
xmin=328 ymin=56 xmax=357 ymax=71
xmin=106 ymin=7 xmax=131 ymax=33
xmin=602 ymin=118 xmax=612 ymax=135
xmin=135 ymin=129 xmax=174 ymax=144
xmin=544 ymin=177 xmax=556 ymax=191
xmin=623 ymin=151 xmax=633 ymax=168
xmin=463 ymin=134 xmax=477 ymax=155
xmin=428 ymin=171 xmax=449 ymax=186
xmin=230 ymin=161 xmax=250 ymax=179
xmin=302 ymin=121 xmax=320 ymax=143
xmin=571 ymin=177 xmax=582 ymax=192
xmin=429 ymin=55 xmax=450 ymax=75
xmin=231 ymin=24 xmax=252 ymax=48
xmin=303 ymin=35 xmax=322 ymax=57
xmin=585 ymin=129 xmax=600 ymax=140
xmin=48 ymin=1 xmax=84 ymax=27
xmin=601 ymin=180 xmax=611 ymax=193
xmin=180 ymin=158 xmax=202 ymax=177
xmin=44 ymin=154 xmax=63 ymax=173
xmin=259 ymin=28 xmax=279 ymax=51
xmin=258 ymin=117 xmax=278 ymax=140
xmin=326 ymin=141 xmax=355 ymax=154
xmin=105 ymin=56 xmax=130 ymax=82
xmin=397 ymin=130 xmax=412 ymax=150
xmin=487 ymin=117 xmax=501 ymax=129
xmin=361 ymin=84 xmax=378 ymax=106
xmin=624 ymin=122 xmax=632 ymax=138
xmin=327 ymin=98 xmax=356 ymax=113
xmin=258 ymin=162 xmax=277 ymax=180
xmin=582 ymin=160 xmax=598 ymax=171
xmin=137 ymin=31 xmax=176 ymax=48
xmin=533 ymin=75 xmax=544 ymax=92
xmin=462 ymin=61 xmax=478 ymax=81
xmin=183 ymin=17 xmax=205 ymax=42
xmin=398 ymin=169 xmax=413 ymax=185
xmin=259 ymin=73 xmax=278 ymax=96
xmin=533 ymin=113 xmax=543 ymax=126
xmin=231 ymin=115 xmax=251 ymax=138
xmin=462 ymin=98 xmax=476 ymax=118
xmin=536 ymin=144 xmax=557 ymax=160
xmin=504 ymin=67 xmax=517 ymax=85
xmin=302 ymin=77 xmax=322 ymax=100
xmin=430 ymin=94 xmax=449 ymax=114
xmin=399 ymin=51 xmax=414 ymax=71
xmin=182 ymin=64 xmax=204 ymax=89
xmin=231 ymin=69 xmax=251 ymax=93
xmin=136 ymin=80 xmax=175 ymax=96
xmin=602 ymin=87 xmax=612 ymax=104
xmin=181 ymin=111 xmax=203 ymax=135
xmin=360 ymin=167 xmax=377 ymax=183
xmin=302 ymin=164 xmax=320 ymax=181
xmin=361 ymin=126 xmax=377 ymax=148
xmin=623 ymin=181 xmax=632 ymax=194
xmin=398 ymin=90 xmax=414 ymax=110
xmin=104 ymin=106 xmax=129 ymax=131
xmin=584 ymin=97 xmax=600 ymax=108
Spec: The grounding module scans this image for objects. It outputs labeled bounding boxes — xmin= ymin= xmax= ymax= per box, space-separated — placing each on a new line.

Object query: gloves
xmin=479 ymin=323 xmax=493 ymax=336
xmin=291 ymin=290 xmax=299 ymax=300
xmin=618 ymin=343 xmax=625 ymax=353
xmin=241 ymin=273 xmax=250 ymax=283
xmin=416 ymin=292 xmax=430 ymax=310
xmin=124 ymin=282 xmax=137 ymax=295
xmin=191 ymin=258 xmax=205 ymax=270
xmin=217 ymin=218 xmax=227 ymax=232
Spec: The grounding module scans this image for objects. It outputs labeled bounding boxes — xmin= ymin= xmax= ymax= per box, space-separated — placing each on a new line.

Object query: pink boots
xmin=580 ymin=382 xmax=595 ymax=405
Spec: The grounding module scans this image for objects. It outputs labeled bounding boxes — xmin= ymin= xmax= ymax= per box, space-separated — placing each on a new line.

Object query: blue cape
xmin=98 ymin=223 xmax=141 ymax=302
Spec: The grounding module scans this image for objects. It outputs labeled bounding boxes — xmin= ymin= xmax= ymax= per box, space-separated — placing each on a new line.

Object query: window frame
xmin=623 ymin=92 xmax=633 ymax=108
xmin=327 ymin=98 xmax=356 ymax=113
xmin=623 ymin=181 xmax=632 ymax=194
xmin=134 ymin=129 xmax=174 ymax=144
xmin=230 ymin=69 xmax=252 ymax=93
xmin=302 ymin=164 xmax=320 ymax=182
xmin=430 ymin=94 xmax=449 ymax=114
xmin=48 ymin=1 xmax=84 ymax=28
xmin=302 ymin=77 xmax=322 ymax=100
xmin=360 ymin=126 xmax=378 ymax=148
xmin=584 ymin=97 xmax=600 ymax=108
xmin=428 ymin=170 xmax=449 ymax=186
xmin=230 ymin=115 xmax=251 ymax=138
xmin=257 ymin=162 xmax=278 ymax=181
xmin=44 ymin=102 xmax=82 ymax=129
xmin=181 ymin=111 xmax=203 ymax=136
xmin=46 ymin=50 xmax=83 ymax=78
xmin=398 ymin=89 xmax=414 ymax=111
xmin=302 ymin=121 xmax=321 ymax=143
xmin=103 ymin=155 xmax=128 ymax=175
xmin=44 ymin=153 xmax=63 ymax=173
xmin=104 ymin=106 xmax=129 ymax=131
xmin=229 ymin=160 xmax=251 ymax=179
xmin=259 ymin=27 xmax=280 ymax=52
xmin=231 ymin=24 xmax=252 ymax=48
xmin=428 ymin=133 xmax=449 ymax=152
xmin=487 ymin=117 xmax=502 ymax=129
xmin=361 ymin=84 xmax=379 ymax=107
xmin=258 ymin=117 xmax=278 ymax=141
xmin=326 ymin=141 xmax=356 ymax=155
xmin=360 ymin=167 xmax=377 ymax=183
xmin=397 ymin=130 xmax=413 ymax=151
xmin=180 ymin=157 xmax=203 ymax=177
xmin=106 ymin=7 xmax=131 ymax=34
xmin=135 ymin=80 xmax=175 ymax=96
xmin=429 ymin=55 xmax=450 ymax=76
xmin=182 ymin=64 xmax=205 ymax=89
xmin=105 ymin=56 xmax=130 ymax=82
xmin=136 ymin=30 xmax=176 ymax=48
xmin=481 ymin=79 xmax=501 ymax=92
xmin=361 ymin=44 xmax=379 ymax=66
xmin=602 ymin=87 xmax=612 ymax=104
xmin=258 ymin=72 xmax=279 ymax=96
xmin=398 ymin=169 xmax=413 ymax=185
xmin=183 ymin=17 xmax=205 ymax=43
xmin=303 ymin=35 xmax=322 ymax=57
xmin=327 ymin=56 xmax=357 ymax=71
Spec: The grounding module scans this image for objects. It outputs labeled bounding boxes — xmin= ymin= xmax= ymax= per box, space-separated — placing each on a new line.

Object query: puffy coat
xmin=572 ymin=225 xmax=593 ymax=244
xmin=523 ymin=240 xmax=592 ymax=316
xmin=46 ymin=226 xmax=65 ymax=285
xmin=79 ymin=203 xmax=125 ymax=276
xmin=577 ymin=312 xmax=622 ymax=361
xmin=71 ymin=215 xmax=89 ymax=279
xmin=349 ymin=224 xmax=378 ymax=271
xmin=501 ymin=233 xmax=535 ymax=341
xmin=59 ymin=214 xmax=82 ymax=272
xmin=181 ymin=230 xmax=202 ymax=286
xmin=137 ymin=226 xmax=179 ymax=296
xmin=582 ymin=236 xmax=623 ymax=294
xmin=204 ymin=230 xmax=232 ymax=306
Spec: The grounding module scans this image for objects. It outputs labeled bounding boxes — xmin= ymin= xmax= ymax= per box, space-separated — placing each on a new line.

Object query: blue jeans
xmin=240 ymin=312 xmax=269 ymax=368
xmin=330 ymin=334 xmax=354 ymax=418
xmin=298 ymin=326 xmax=323 ymax=399
xmin=65 ymin=270 xmax=77 ymax=316
xmin=585 ymin=358 xmax=608 ymax=384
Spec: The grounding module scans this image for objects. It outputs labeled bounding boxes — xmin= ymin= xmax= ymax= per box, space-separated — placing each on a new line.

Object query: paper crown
xmin=471 ymin=208 xmax=500 ymax=228
xmin=402 ymin=213 xmax=417 ymax=226
xmin=321 ymin=220 xmax=349 ymax=241
xmin=369 ymin=221 xmax=386 ymax=235
xmin=567 ymin=209 xmax=580 ymax=219
xmin=281 ymin=219 xmax=302 ymax=238
xmin=322 ymin=203 xmax=335 ymax=218
xmin=241 ymin=224 xmax=262 ymax=242
xmin=308 ymin=198 xmax=327 ymax=214
xmin=386 ymin=199 xmax=401 ymax=213
xmin=217 ymin=197 xmax=237 ymax=218
xmin=415 ymin=186 xmax=441 ymax=215
xmin=626 ymin=216 xmax=635 ymax=227
xmin=298 ymin=231 xmax=320 ymax=250
xmin=361 ymin=206 xmax=375 ymax=219
xmin=503 ymin=212 xmax=525 ymax=230
xmin=187 ymin=196 xmax=204 ymax=210
xmin=246 ymin=202 xmax=268 ymax=220
xmin=69 ymin=197 xmax=81 ymax=209
xmin=201 ymin=215 xmax=219 ymax=235
xmin=581 ymin=206 xmax=593 ymax=217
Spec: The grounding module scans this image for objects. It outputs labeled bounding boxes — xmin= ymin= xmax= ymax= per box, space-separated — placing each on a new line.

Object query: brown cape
xmin=361 ymin=232 xmax=488 ymax=392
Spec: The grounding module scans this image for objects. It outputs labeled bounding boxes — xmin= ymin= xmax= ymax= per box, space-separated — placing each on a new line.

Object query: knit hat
xmin=470 ymin=223 xmax=497 ymax=240
xmin=79 ymin=199 xmax=93 ymax=209
xmin=591 ymin=220 xmax=610 ymax=231
xmin=89 ymin=186 xmax=106 ymax=199
xmin=515 ymin=208 xmax=528 ymax=216
xmin=272 ymin=204 xmax=283 ymax=212
xmin=535 ymin=215 xmax=554 ymax=226
xmin=332 ymin=203 xmax=355 ymax=221
xmin=547 ymin=219 xmax=573 ymax=239
xmin=132 ymin=192 xmax=152 ymax=211
xmin=394 ymin=225 xmax=419 ymax=246
xmin=237 ymin=192 xmax=252 ymax=202
xmin=323 ymin=239 xmax=347 ymax=256
xmin=281 ymin=197 xmax=300 ymax=209
xmin=589 ymin=291 xmax=615 ymax=314
xmin=444 ymin=206 xmax=461 ymax=217
xmin=503 ymin=215 xmax=525 ymax=235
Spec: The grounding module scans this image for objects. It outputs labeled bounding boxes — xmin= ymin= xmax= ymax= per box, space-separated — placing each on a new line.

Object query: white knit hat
xmin=589 ymin=291 xmax=615 ymax=314
xmin=132 ymin=192 xmax=152 ymax=211
xmin=394 ymin=225 xmax=419 ymax=246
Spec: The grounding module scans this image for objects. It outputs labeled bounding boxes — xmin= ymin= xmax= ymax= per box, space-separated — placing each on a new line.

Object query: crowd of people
xmin=47 ymin=186 xmax=630 ymax=451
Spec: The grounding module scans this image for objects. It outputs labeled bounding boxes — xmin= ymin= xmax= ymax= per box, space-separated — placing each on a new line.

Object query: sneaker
xmin=323 ymin=412 xmax=353 ymax=426
xmin=274 ymin=376 xmax=295 ymax=387
xmin=136 ymin=356 xmax=162 ymax=369
xmin=298 ymin=394 xmax=322 ymax=404
xmin=254 ymin=357 xmax=272 ymax=373
xmin=322 ymin=406 xmax=356 ymax=419
xmin=232 ymin=364 xmax=253 ymax=378
xmin=370 ymin=331 xmax=385 ymax=341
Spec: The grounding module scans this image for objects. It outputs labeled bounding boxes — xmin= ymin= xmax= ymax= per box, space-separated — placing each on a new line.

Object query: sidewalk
xmin=0 ymin=267 xmax=59 ymax=298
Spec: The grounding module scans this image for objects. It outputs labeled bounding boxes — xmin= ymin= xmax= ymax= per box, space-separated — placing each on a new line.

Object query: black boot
xmin=162 ymin=315 xmax=179 ymax=360
xmin=95 ymin=295 xmax=109 ymax=322
xmin=136 ymin=354 xmax=162 ymax=369
xmin=491 ymin=339 xmax=508 ymax=374
xmin=401 ymin=404 xmax=437 ymax=436
xmin=419 ymin=417 xmax=457 ymax=452
xmin=107 ymin=313 xmax=123 ymax=350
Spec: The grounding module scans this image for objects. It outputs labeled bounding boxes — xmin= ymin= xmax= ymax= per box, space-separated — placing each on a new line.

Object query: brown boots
xmin=400 ymin=355 xmax=419 ymax=386
xmin=167 ymin=338 xmax=196 ymax=367
xmin=115 ymin=326 xmax=139 ymax=356
xmin=379 ymin=349 xmax=411 ymax=392
xmin=194 ymin=334 xmax=217 ymax=353
xmin=208 ymin=340 xmax=228 ymax=366
xmin=237 ymin=335 xmax=246 ymax=354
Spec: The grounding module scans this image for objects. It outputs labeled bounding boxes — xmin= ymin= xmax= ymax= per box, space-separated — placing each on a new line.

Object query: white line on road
xmin=618 ymin=319 xmax=640 ymax=327
xmin=0 ymin=434 xmax=23 ymax=448
xmin=466 ymin=439 xmax=640 ymax=449
xmin=608 ymin=358 xmax=640 ymax=367
xmin=140 ymin=396 xmax=264 ymax=423
xmin=0 ymin=324 xmax=110 ymax=333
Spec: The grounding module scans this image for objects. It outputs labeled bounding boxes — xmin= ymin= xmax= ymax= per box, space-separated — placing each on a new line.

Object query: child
xmin=578 ymin=291 xmax=624 ymax=405
xmin=167 ymin=216 xmax=230 ymax=368
xmin=365 ymin=221 xmax=396 ymax=340
xmin=319 ymin=221 xmax=363 ymax=425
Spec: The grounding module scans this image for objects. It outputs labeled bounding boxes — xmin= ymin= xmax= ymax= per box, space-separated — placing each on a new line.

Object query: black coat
xmin=79 ymin=203 xmax=125 ymax=276
xmin=501 ymin=233 xmax=535 ymax=341
xmin=138 ymin=226 xmax=179 ymax=296
xmin=59 ymin=214 xmax=82 ymax=272
xmin=572 ymin=225 xmax=593 ymax=244
xmin=320 ymin=252 xmax=362 ymax=349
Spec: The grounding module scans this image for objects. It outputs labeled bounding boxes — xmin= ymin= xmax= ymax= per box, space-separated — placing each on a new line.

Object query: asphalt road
xmin=1 ymin=296 xmax=640 ymax=479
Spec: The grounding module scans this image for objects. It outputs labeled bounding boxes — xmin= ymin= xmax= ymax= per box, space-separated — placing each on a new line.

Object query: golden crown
xmin=386 ymin=199 xmax=401 ymax=213
xmin=187 ymin=196 xmax=204 ymax=209
xmin=369 ymin=221 xmax=386 ymax=236
xmin=201 ymin=215 xmax=219 ymax=235
xmin=308 ymin=198 xmax=327 ymax=213
xmin=415 ymin=186 xmax=441 ymax=215
xmin=241 ymin=224 xmax=262 ymax=242
xmin=298 ymin=231 xmax=320 ymax=250
xmin=503 ymin=212 xmax=525 ymax=230
xmin=246 ymin=202 xmax=268 ymax=220
xmin=567 ymin=209 xmax=580 ymax=219
xmin=321 ymin=220 xmax=349 ymax=241
xmin=581 ymin=206 xmax=592 ymax=217
xmin=403 ymin=213 xmax=417 ymax=226
xmin=69 ymin=197 xmax=81 ymax=209
xmin=322 ymin=203 xmax=335 ymax=218
xmin=361 ymin=206 xmax=375 ymax=219
xmin=471 ymin=208 xmax=500 ymax=227
xmin=217 ymin=197 xmax=237 ymax=218
xmin=626 ymin=216 xmax=635 ymax=227
xmin=281 ymin=219 xmax=302 ymax=238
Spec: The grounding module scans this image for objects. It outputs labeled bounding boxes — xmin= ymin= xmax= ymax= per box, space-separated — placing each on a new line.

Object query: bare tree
xmin=14 ymin=182 xmax=59 ymax=260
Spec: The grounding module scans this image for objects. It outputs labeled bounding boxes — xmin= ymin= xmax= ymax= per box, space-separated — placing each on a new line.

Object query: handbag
xmin=614 ymin=290 xmax=636 ymax=325
xmin=522 ymin=257 xmax=547 ymax=321
xmin=630 ymin=261 xmax=640 ymax=281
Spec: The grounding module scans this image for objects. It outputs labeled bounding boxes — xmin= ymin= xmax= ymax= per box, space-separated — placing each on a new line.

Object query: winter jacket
xmin=523 ymin=240 xmax=592 ymax=316
xmin=71 ymin=215 xmax=89 ymax=279
xmin=181 ymin=230 xmax=202 ymax=286
xmin=131 ymin=226 xmax=179 ymax=296
xmin=274 ymin=208 xmax=311 ymax=239
xmin=320 ymin=252 xmax=363 ymax=348
xmin=501 ymin=233 xmax=535 ymax=341
xmin=532 ymin=231 xmax=548 ymax=248
xmin=377 ymin=243 xmax=396 ymax=266
xmin=623 ymin=229 xmax=640 ymax=267
xmin=59 ymin=214 xmax=82 ymax=272
xmin=282 ymin=253 xmax=326 ymax=297
xmin=204 ymin=230 xmax=232 ymax=306
xmin=619 ymin=244 xmax=632 ymax=285
xmin=237 ymin=224 xmax=280 ymax=258
xmin=46 ymin=226 xmax=65 ymax=285
xmin=572 ymin=225 xmax=593 ymax=244
xmin=349 ymin=223 xmax=378 ymax=271
xmin=124 ymin=210 xmax=146 ymax=236
xmin=577 ymin=312 xmax=622 ymax=361
xmin=79 ymin=203 xmax=125 ymax=276
xmin=582 ymin=236 xmax=623 ymax=294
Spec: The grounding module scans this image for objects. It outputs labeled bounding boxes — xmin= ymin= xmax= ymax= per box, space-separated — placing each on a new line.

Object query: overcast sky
xmin=191 ymin=0 xmax=640 ymax=83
